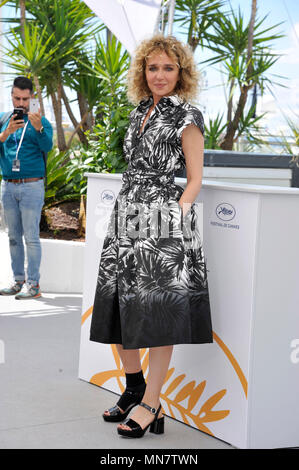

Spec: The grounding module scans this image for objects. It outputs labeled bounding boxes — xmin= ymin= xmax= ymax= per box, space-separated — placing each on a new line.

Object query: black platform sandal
xmin=103 ymin=383 xmax=146 ymax=422
xmin=117 ymin=402 xmax=164 ymax=438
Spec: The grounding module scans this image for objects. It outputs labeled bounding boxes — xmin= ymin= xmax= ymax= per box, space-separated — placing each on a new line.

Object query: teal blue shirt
xmin=0 ymin=113 xmax=53 ymax=179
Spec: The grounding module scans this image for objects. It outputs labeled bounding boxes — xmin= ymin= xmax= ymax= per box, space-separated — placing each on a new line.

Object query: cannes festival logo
xmin=216 ymin=203 xmax=236 ymax=221
xmin=101 ymin=189 xmax=115 ymax=205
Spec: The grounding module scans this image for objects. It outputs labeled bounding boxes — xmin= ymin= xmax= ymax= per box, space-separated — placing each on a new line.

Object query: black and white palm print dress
xmin=90 ymin=94 xmax=213 ymax=350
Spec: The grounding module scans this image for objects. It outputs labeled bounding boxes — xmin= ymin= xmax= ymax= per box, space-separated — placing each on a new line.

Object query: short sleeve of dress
xmin=176 ymin=106 xmax=204 ymax=142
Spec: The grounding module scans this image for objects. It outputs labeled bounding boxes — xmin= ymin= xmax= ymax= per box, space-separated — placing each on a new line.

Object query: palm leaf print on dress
xmin=90 ymin=94 xmax=213 ymax=349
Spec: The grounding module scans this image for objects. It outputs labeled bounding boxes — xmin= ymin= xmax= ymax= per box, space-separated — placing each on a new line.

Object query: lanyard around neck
xmin=15 ymin=121 xmax=29 ymax=160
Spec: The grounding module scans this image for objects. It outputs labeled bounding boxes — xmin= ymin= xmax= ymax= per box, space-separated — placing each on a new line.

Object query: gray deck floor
xmin=0 ymin=291 xmax=234 ymax=450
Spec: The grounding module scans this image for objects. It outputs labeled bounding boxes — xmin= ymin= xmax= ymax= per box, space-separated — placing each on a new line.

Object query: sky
xmin=0 ymin=0 xmax=298 ymax=139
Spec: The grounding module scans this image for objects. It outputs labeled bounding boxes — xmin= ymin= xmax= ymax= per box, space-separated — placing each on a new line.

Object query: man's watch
xmin=39 ymin=126 xmax=44 ymax=134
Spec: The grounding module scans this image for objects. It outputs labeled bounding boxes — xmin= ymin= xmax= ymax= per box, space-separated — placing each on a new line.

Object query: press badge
xmin=12 ymin=159 xmax=20 ymax=172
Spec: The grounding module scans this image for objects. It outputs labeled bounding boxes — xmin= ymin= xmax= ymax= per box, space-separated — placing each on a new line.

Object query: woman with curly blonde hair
xmin=90 ymin=34 xmax=213 ymax=439
xmin=127 ymin=34 xmax=199 ymax=104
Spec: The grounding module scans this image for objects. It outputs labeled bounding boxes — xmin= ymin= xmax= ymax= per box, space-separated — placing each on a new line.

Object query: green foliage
xmin=1 ymin=22 xmax=59 ymax=78
xmin=65 ymin=34 xmax=128 ymax=115
xmin=175 ymin=0 xmax=225 ymax=50
xmin=278 ymin=116 xmax=299 ymax=161
xmin=44 ymin=148 xmax=79 ymax=207
xmin=172 ymin=1 xmax=286 ymax=149
xmin=77 ymin=36 xmax=130 ymax=95
xmin=200 ymin=5 xmax=284 ymax=149
xmin=24 ymin=0 xmax=101 ymax=92
xmin=65 ymin=92 xmax=133 ymax=195
xmin=203 ymin=7 xmax=284 ymax=83
xmin=63 ymin=47 xmax=105 ymax=113
xmin=204 ymin=105 xmax=269 ymax=150
xmin=237 ymin=105 xmax=267 ymax=147
xmin=1 ymin=0 xmax=98 ymax=74
xmin=63 ymin=35 xmax=133 ymax=194
xmin=204 ymin=113 xmax=227 ymax=149
xmin=0 ymin=0 xmax=290 ymax=162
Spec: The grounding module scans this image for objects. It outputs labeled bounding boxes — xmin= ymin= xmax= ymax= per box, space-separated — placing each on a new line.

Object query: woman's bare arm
xmin=179 ymin=124 xmax=204 ymax=216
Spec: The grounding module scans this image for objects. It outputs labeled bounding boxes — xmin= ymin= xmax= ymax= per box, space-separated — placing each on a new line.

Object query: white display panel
xmin=78 ymin=173 xmax=299 ymax=448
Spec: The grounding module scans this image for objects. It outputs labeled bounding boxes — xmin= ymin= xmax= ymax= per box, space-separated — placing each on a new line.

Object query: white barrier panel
xmin=78 ymin=173 xmax=299 ymax=449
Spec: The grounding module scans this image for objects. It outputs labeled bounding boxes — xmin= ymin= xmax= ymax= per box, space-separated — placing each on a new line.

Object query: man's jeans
xmin=1 ymin=179 xmax=44 ymax=285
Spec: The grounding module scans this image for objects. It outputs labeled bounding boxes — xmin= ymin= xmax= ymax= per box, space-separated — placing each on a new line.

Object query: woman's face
xmin=145 ymin=51 xmax=180 ymax=103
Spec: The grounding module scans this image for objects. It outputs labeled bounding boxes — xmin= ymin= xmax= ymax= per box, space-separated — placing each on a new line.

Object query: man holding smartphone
xmin=0 ymin=76 xmax=53 ymax=299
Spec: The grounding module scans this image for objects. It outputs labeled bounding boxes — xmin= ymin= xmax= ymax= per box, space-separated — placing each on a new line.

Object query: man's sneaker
xmin=15 ymin=283 xmax=41 ymax=300
xmin=0 ymin=280 xmax=25 ymax=296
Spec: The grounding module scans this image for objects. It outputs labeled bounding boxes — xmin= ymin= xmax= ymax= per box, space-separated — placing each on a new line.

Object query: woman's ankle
xmin=125 ymin=370 xmax=145 ymax=389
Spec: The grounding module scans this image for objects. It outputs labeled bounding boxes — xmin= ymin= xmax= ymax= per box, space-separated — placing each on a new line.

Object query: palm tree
xmin=174 ymin=0 xmax=286 ymax=150
xmin=175 ymin=0 xmax=225 ymax=51
xmin=1 ymin=23 xmax=59 ymax=116
xmin=65 ymin=35 xmax=130 ymax=150
xmin=0 ymin=0 xmax=26 ymax=36
xmin=221 ymin=0 xmax=257 ymax=149
xmin=20 ymin=0 xmax=25 ymax=39
xmin=200 ymin=1 xmax=284 ymax=150
xmin=1 ymin=0 xmax=101 ymax=151
xmin=25 ymin=0 xmax=99 ymax=151
xmin=63 ymin=47 xmax=105 ymax=147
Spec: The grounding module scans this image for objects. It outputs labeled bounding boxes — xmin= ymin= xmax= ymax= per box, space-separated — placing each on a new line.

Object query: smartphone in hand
xmin=13 ymin=108 xmax=24 ymax=121
xmin=29 ymin=99 xmax=39 ymax=113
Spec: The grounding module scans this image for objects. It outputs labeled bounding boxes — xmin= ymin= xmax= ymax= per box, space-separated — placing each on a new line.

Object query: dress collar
xmin=137 ymin=94 xmax=184 ymax=113
xmin=137 ymin=96 xmax=153 ymax=113
xmin=159 ymin=95 xmax=184 ymax=107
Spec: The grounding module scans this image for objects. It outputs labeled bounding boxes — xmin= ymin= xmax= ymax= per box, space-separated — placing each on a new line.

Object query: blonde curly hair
xmin=127 ymin=34 xmax=199 ymax=105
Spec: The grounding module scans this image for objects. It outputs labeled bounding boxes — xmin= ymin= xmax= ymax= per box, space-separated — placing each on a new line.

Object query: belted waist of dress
xmin=122 ymin=168 xmax=175 ymax=185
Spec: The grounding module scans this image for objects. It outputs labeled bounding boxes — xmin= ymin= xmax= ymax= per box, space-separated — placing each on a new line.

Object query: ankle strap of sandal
xmin=140 ymin=402 xmax=161 ymax=415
